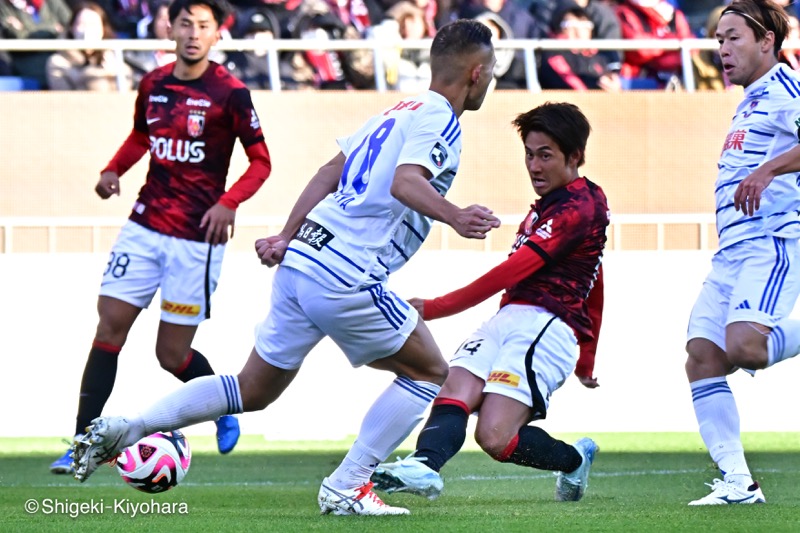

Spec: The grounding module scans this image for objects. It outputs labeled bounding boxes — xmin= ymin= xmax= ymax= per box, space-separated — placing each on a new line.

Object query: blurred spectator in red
xmin=0 ymin=0 xmax=72 ymax=87
xmin=538 ymin=0 xmax=621 ymax=90
xmin=285 ymin=0 xmax=376 ymax=89
xmin=124 ymin=0 xmax=174 ymax=86
xmin=46 ymin=0 xmax=133 ymax=90
xmin=614 ymin=0 xmax=692 ymax=89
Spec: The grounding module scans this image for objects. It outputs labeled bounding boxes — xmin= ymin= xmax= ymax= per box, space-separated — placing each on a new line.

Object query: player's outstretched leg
xmin=72 ymin=416 xmax=141 ymax=482
xmin=371 ymin=455 xmax=444 ymax=500
xmin=318 ymin=477 xmax=410 ymax=516
xmin=688 ymin=479 xmax=765 ymax=506
xmin=555 ymin=437 xmax=599 ymax=502
xmin=215 ymin=415 xmax=240 ymax=454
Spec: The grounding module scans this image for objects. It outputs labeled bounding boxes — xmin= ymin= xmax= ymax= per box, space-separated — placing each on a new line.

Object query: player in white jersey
xmin=687 ymin=0 xmax=800 ymax=506
xmin=71 ymin=19 xmax=499 ymax=517
xmin=282 ymin=89 xmax=464 ymax=291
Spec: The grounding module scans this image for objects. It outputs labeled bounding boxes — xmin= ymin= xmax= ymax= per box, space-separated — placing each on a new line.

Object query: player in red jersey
xmin=50 ymin=0 xmax=271 ymax=474
xmin=371 ymin=102 xmax=609 ymax=502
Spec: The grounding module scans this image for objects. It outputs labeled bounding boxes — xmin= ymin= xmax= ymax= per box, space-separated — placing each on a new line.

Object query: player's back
xmin=715 ymin=63 xmax=800 ymax=249
xmin=283 ymin=91 xmax=462 ymax=291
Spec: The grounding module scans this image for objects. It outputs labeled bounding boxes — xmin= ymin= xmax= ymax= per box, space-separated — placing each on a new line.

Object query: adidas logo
xmin=734 ymin=300 xmax=751 ymax=310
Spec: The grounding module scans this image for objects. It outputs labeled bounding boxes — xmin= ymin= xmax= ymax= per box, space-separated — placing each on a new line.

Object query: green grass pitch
xmin=3 ymin=433 xmax=800 ymax=532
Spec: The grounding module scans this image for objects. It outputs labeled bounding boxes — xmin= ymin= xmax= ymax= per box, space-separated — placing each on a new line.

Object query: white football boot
xmin=371 ymin=455 xmax=444 ymax=500
xmin=318 ymin=477 xmax=410 ymax=516
xmin=555 ymin=437 xmax=599 ymax=502
xmin=72 ymin=416 xmax=135 ymax=482
xmin=688 ymin=479 xmax=766 ymax=505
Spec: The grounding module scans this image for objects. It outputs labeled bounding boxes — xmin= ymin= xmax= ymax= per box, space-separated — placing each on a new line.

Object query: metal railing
xmin=0 ymin=36 xmax=730 ymax=93
xmin=0 ymin=214 xmax=717 ymax=253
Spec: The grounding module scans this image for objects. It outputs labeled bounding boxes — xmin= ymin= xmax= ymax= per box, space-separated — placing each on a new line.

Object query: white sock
xmin=767 ymin=320 xmax=800 ymax=367
xmin=690 ymin=377 xmax=752 ymax=487
xmin=328 ymin=376 xmax=440 ymax=490
xmin=132 ymin=375 xmax=243 ymax=437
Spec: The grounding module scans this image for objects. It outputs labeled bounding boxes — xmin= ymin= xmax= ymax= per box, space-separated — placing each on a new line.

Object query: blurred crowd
xmin=1 ymin=0 xmax=799 ymax=91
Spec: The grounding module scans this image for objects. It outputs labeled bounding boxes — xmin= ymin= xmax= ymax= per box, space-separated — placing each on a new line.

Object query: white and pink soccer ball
xmin=115 ymin=431 xmax=191 ymax=493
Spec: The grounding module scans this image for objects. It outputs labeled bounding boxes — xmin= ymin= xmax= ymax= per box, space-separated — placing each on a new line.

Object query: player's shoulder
xmin=140 ymin=63 xmax=173 ymax=90
xmin=762 ymin=64 xmax=800 ymax=102
xmin=384 ymin=91 xmax=458 ymax=130
xmin=207 ymin=61 xmax=249 ymax=91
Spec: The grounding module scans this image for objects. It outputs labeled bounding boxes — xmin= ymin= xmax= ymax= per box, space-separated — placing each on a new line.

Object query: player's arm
xmin=255 ymin=152 xmax=345 ymax=267
xmin=391 ymin=164 xmax=500 ymax=239
xmin=423 ymin=245 xmax=547 ymax=320
xmin=734 ymin=143 xmax=800 ymax=216
xmin=575 ymin=265 xmax=604 ymax=389
xmin=97 ymin=81 xmax=151 ymax=199
xmin=201 ymin=141 xmax=272 ymax=245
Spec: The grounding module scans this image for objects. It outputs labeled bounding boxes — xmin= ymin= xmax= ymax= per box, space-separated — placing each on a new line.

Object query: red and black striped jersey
xmin=110 ymin=61 xmax=267 ymax=242
xmin=501 ymin=177 xmax=609 ymax=341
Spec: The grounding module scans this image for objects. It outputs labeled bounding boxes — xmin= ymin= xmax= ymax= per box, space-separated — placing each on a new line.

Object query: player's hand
xmin=451 ymin=204 xmax=501 ymax=239
xmin=95 ymin=171 xmax=121 ymax=199
xmin=255 ymin=235 xmax=289 ymax=267
xmin=201 ymin=203 xmax=236 ymax=245
xmin=408 ymin=297 xmax=425 ymax=317
xmin=577 ymin=375 xmax=600 ymax=389
xmin=734 ymin=169 xmax=774 ymax=216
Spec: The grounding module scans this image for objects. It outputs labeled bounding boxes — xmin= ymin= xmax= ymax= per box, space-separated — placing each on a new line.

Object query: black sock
xmin=502 ymin=426 xmax=582 ymax=472
xmin=174 ymin=348 xmax=215 ymax=382
xmin=74 ymin=342 xmax=120 ymax=436
xmin=414 ymin=401 xmax=469 ymax=472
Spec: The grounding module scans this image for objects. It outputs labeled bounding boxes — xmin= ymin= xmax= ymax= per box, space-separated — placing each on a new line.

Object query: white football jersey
xmin=716 ymin=63 xmax=800 ymax=250
xmin=282 ymin=90 xmax=462 ymax=291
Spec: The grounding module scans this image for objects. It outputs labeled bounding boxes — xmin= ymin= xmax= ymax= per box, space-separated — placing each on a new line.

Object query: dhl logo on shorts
xmin=161 ymin=300 xmax=200 ymax=316
xmin=487 ymin=371 xmax=520 ymax=387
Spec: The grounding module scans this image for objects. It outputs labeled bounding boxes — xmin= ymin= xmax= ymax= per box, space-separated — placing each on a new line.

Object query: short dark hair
xmin=513 ymin=102 xmax=591 ymax=167
xmin=430 ymin=19 xmax=493 ymax=65
xmin=722 ymin=0 xmax=789 ymax=57
xmin=168 ymin=0 xmax=231 ymax=27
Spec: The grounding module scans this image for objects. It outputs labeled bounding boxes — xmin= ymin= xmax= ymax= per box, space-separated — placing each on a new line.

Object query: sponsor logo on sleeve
xmin=430 ymin=142 xmax=448 ymax=169
xmin=250 ymin=109 xmax=260 ymax=130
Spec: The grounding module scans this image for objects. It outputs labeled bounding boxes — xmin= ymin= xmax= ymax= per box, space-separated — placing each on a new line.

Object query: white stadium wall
xmin=3 ymin=249 xmax=799 ymax=440
xmin=2 ymin=90 xmax=798 ymax=440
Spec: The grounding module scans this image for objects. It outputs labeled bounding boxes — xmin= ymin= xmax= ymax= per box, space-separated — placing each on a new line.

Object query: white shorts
xmin=99 ymin=221 xmax=225 ymax=326
xmin=688 ymin=236 xmax=800 ymax=349
xmin=450 ymin=304 xmax=578 ymax=420
xmin=255 ymin=265 xmax=418 ymax=370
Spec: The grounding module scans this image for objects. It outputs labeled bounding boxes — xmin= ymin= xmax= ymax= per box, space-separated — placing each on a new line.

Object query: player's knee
xmin=726 ymin=342 xmax=767 ymax=370
xmin=474 ymin=428 xmax=512 ymax=461
xmin=428 ymin=359 xmax=449 ymax=386
xmin=94 ymin=321 xmax=129 ymax=347
xmin=155 ymin=348 xmax=186 ymax=373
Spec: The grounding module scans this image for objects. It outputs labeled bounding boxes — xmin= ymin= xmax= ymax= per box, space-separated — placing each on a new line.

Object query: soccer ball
xmin=115 ymin=431 xmax=191 ymax=493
